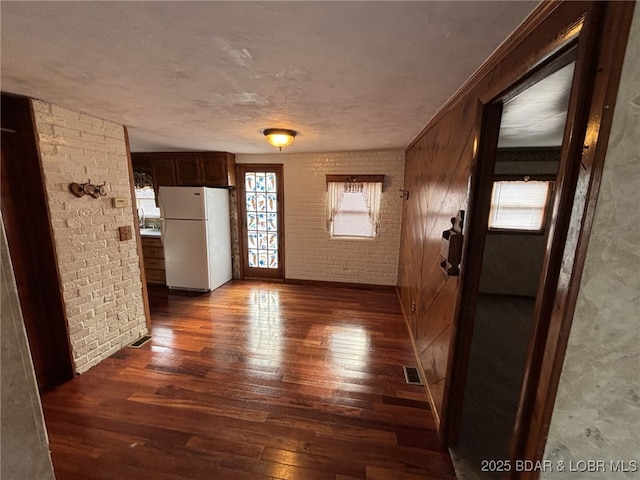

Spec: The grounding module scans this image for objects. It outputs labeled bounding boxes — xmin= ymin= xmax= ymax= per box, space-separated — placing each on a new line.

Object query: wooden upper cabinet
xmin=174 ymin=155 xmax=201 ymax=186
xmin=201 ymin=152 xmax=236 ymax=187
xmin=201 ymin=154 xmax=227 ymax=186
xmin=132 ymin=151 xmax=235 ymax=190
xmin=150 ymin=155 xmax=177 ymax=200
xmin=174 ymin=152 xmax=234 ymax=187
xmin=132 ymin=153 xmax=176 ymax=187
xmin=131 ymin=153 xmax=151 ymax=172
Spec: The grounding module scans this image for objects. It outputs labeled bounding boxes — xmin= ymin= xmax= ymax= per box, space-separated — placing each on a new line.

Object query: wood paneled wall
xmin=397 ymin=97 xmax=477 ymax=421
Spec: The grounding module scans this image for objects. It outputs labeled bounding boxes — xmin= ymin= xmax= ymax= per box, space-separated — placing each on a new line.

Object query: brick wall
xmin=32 ymin=100 xmax=147 ymax=373
xmin=236 ymin=150 xmax=405 ymax=285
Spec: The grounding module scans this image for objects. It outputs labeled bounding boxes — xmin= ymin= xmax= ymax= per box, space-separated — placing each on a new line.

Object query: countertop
xmin=139 ymin=228 xmax=161 ymax=238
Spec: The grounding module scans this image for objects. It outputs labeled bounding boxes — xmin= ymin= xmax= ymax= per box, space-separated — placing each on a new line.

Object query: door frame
xmin=237 ymin=164 xmax=285 ymax=280
xmin=443 ymin=0 xmax=635 ymax=474
xmin=1 ymin=93 xmax=74 ymax=390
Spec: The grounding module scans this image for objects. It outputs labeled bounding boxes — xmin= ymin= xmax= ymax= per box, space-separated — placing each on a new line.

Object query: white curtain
xmin=362 ymin=181 xmax=382 ymax=235
xmin=327 ymin=181 xmax=382 ymax=236
xmin=327 ymin=181 xmax=345 ymax=230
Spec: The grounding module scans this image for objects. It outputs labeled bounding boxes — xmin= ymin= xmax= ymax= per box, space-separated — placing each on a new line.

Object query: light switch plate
xmin=112 ymin=197 xmax=127 ymax=208
xmin=119 ymin=226 xmax=132 ymax=241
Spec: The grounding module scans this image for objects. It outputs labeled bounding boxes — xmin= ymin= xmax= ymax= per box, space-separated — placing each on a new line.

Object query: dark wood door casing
xmin=1 ymin=93 xmax=74 ymax=390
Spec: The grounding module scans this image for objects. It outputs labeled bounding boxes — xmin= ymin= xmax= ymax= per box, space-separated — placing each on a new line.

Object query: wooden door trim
xmin=1 ymin=93 xmax=74 ymax=389
xmin=442 ymin=99 xmax=503 ymax=444
xmin=236 ymin=164 xmax=285 ymax=280
xmin=125 ymin=127 xmax=152 ymax=334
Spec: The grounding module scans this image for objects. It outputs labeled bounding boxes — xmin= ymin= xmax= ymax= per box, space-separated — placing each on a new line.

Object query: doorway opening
xmin=453 ymin=55 xmax=576 ymax=478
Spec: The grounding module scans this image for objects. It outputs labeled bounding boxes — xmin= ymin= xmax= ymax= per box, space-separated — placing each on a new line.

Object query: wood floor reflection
xmin=41 ymin=281 xmax=456 ymax=480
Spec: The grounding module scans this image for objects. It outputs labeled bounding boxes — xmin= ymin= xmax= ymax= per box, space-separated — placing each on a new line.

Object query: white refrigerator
xmin=158 ymin=186 xmax=232 ymax=292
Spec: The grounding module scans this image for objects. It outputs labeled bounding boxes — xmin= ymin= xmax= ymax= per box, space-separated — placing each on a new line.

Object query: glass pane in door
xmin=245 ymin=171 xmax=278 ymax=269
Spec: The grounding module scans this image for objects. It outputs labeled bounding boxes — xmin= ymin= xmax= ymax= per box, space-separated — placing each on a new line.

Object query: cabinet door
xmin=175 ymin=156 xmax=202 ymax=185
xmin=202 ymin=152 xmax=236 ymax=186
xmin=151 ymin=155 xmax=177 ymax=198
xmin=131 ymin=153 xmax=152 ymax=172
xmin=201 ymin=153 xmax=227 ymax=186
xmin=132 ymin=153 xmax=154 ymax=189
xmin=152 ymin=155 xmax=177 ymax=186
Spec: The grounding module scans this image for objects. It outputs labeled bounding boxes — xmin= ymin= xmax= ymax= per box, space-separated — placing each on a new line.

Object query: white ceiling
xmin=1 ymin=1 xmax=540 ymax=154
xmin=499 ymin=61 xmax=575 ymax=148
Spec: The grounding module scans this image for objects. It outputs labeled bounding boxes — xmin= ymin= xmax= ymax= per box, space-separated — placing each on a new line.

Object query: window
xmin=488 ymin=179 xmax=552 ymax=232
xmin=326 ymin=176 xmax=383 ymax=238
xmin=134 ymin=187 xmax=160 ymax=219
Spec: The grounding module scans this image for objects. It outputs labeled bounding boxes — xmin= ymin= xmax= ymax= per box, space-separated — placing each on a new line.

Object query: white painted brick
xmin=84 ymin=167 xmax=111 ymax=179
xmin=51 ymin=103 xmax=80 ymax=120
xmin=55 ymin=144 xmax=84 ymax=159
xmin=38 ymin=142 xmax=58 ymax=155
xmin=80 ymin=131 xmax=107 ymax=145
xmin=79 ymin=112 xmax=104 ymax=127
xmin=32 ymin=100 xmax=51 ymax=114
xmin=237 ymin=150 xmax=405 ymax=285
xmin=53 ymin=125 xmax=82 ymax=139
xmin=33 ymin=99 xmax=147 ymax=375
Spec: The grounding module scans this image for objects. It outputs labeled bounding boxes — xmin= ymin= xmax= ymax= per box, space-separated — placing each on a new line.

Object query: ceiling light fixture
xmin=263 ymin=128 xmax=297 ymax=151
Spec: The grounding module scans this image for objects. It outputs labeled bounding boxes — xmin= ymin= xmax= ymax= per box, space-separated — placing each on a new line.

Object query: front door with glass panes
xmin=238 ymin=165 xmax=284 ymax=279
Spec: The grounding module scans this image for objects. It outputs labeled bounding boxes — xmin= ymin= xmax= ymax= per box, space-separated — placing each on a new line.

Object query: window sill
xmin=487 ymin=228 xmax=545 ymax=236
xmin=329 ymin=235 xmax=377 ymax=241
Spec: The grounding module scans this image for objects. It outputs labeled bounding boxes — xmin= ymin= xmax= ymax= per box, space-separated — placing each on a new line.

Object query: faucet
xmin=137 ymin=208 xmax=145 ymax=228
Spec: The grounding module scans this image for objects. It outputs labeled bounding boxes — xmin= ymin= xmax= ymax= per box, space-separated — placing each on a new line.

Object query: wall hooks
xmin=69 ymin=180 xmax=107 ymax=199
xmin=399 ymin=188 xmax=410 ymax=200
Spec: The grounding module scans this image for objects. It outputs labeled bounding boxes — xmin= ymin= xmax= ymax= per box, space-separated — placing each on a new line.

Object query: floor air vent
xmin=128 ymin=335 xmax=151 ymax=348
xmin=403 ymin=366 xmax=423 ymax=385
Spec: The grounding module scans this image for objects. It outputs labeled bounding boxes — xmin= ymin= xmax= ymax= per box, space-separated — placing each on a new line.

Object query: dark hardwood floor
xmin=41 ymin=281 xmax=457 ymax=479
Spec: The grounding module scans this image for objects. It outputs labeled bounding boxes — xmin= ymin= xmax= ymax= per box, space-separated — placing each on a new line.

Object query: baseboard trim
xmin=284 ymin=278 xmax=396 ymax=292
xmin=394 ymin=286 xmax=441 ymax=429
